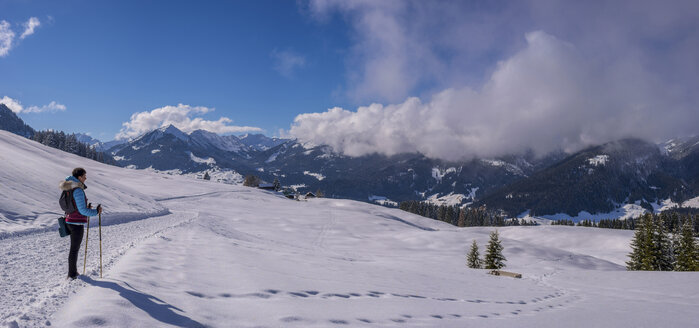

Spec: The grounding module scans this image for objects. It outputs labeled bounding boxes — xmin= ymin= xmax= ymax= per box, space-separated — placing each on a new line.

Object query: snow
xmin=303 ymin=171 xmax=326 ymax=181
xmin=431 ymin=167 xmax=458 ymax=182
xmin=482 ymin=159 xmax=506 ymax=167
xmin=587 ymin=155 xmax=609 ymax=166
xmin=368 ymin=195 xmax=399 ymax=207
xmin=541 ymin=203 xmax=648 ymax=222
xmin=265 ymin=150 xmax=280 ymax=163
xmin=154 ymin=168 xmax=244 ymax=185
xmin=189 ymin=129 xmax=244 ymax=153
xmin=651 ymin=198 xmax=679 ymax=212
xmin=426 ymin=193 xmax=467 ymax=206
xmin=159 ymin=124 xmax=189 ymax=142
xmin=481 ymin=159 xmax=525 ymax=176
xmin=112 ymin=156 xmax=125 ymax=161
xmin=187 ymin=152 xmax=216 ymax=165
xmin=682 ymin=196 xmax=699 ymax=208
xmin=467 ymin=187 xmax=479 ymax=200
xmin=288 ymin=184 xmax=307 ymax=191
xmin=1 ymin=130 xmax=698 ymax=328
xmin=150 ymin=149 xmax=160 ymax=154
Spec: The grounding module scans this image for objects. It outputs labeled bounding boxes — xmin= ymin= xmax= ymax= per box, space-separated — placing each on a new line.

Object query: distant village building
xmin=258 ymin=183 xmax=276 ymax=191
xmin=305 ymin=192 xmax=316 ymax=199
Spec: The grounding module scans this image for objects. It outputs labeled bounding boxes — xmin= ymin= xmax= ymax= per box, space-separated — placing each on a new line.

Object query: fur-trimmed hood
xmin=59 ymin=176 xmax=86 ymax=191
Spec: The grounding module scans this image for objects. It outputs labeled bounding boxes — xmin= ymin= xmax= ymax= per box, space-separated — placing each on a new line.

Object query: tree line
xmin=550 ymin=212 xmax=698 ymax=235
xmin=399 ymin=200 xmax=537 ymax=227
xmin=626 ymin=213 xmax=698 ymax=271
xmin=32 ymin=130 xmax=113 ymax=164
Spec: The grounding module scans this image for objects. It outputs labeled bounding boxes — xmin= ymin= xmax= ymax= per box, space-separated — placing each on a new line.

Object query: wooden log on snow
xmin=489 ymin=270 xmax=522 ymax=278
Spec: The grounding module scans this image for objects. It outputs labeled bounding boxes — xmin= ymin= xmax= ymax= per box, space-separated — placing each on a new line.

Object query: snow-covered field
xmin=1 ymin=130 xmax=698 ymax=327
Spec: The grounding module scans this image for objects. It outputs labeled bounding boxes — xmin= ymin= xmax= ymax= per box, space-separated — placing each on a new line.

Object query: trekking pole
xmin=83 ymin=217 xmax=90 ymax=275
xmin=99 ymin=211 xmax=103 ymax=278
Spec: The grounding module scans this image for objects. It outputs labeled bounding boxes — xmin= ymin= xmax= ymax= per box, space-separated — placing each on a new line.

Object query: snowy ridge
xmin=0 ymin=131 xmax=168 ymax=235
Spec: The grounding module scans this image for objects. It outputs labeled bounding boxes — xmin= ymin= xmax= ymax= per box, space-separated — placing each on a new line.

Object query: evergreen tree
xmin=675 ymin=220 xmax=698 ymax=271
xmin=627 ymin=214 xmax=655 ymax=270
xmin=652 ymin=215 xmax=674 ymax=271
xmin=626 ymin=222 xmax=645 ymax=270
xmin=272 ymin=178 xmax=281 ymax=191
xmin=467 ymin=240 xmax=482 ymax=269
xmin=484 ymin=230 xmax=506 ymax=269
xmin=203 ymin=172 xmax=210 ymax=180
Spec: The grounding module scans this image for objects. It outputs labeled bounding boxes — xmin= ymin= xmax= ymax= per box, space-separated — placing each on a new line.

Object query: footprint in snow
xmin=280 ymin=316 xmax=305 ymax=323
xmin=186 ymin=291 xmax=207 ymax=298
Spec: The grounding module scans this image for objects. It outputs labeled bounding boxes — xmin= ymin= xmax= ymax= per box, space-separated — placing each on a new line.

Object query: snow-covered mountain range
xmin=1 ymin=103 xmax=697 ymax=220
xmin=104 ymin=124 xmax=567 ymax=205
xmin=102 ymin=124 xmax=698 ymax=218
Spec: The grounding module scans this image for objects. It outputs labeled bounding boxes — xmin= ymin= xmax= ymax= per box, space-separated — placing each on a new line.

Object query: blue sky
xmin=2 ymin=1 xmax=698 ymax=160
xmin=1 ymin=0 xmax=352 ymax=140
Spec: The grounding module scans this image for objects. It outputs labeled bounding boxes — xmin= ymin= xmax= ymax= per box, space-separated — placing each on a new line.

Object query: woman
xmin=59 ymin=167 xmax=102 ymax=279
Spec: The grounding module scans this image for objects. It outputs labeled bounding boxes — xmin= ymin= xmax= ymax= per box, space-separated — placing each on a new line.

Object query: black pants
xmin=67 ymin=224 xmax=84 ymax=278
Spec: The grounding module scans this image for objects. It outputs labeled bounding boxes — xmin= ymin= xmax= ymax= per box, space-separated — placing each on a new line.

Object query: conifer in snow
xmin=467 ymin=240 xmax=482 ymax=269
xmin=484 ymin=230 xmax=506 ymax=270
xmin=652 ymin=215 xmax=674 ymax=271
xmin=675 ymin=221 xmax=698 ymax=272
xmin=627 ymin=213 xmax=654 ymax=270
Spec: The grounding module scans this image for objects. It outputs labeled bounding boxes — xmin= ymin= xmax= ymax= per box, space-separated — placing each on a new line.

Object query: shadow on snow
xmin=79 ymin=276 xmax=207 ymax=328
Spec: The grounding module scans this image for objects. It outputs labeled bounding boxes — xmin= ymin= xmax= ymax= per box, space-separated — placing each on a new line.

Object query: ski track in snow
xmin=0 ymin=210 xmax=198 ymax=327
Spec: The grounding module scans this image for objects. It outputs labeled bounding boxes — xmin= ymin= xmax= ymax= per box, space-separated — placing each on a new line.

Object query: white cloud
xmin=20 ymin=17 xmax=40 ymax=39
xmin=271 ymin=49 xmax=306 ymax=78
xmin=24 ymin=101 xmax=66 ymax=113
xmin=0 ymin=21 xmax=15 ymax=57
xmin=0 ymin=96 xmax=23 ymax=113
xmin=1 ymin=96 xmax=67 ymax=114
xmin=116 ymin=104 xmax=263 ymax=140
xmin=293 ymin=0 xmax=699 ymax=160
xmin=290 ymin=31 xmax=697 ymax=161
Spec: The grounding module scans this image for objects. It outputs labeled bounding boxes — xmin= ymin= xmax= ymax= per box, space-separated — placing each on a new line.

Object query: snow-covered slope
xmin=0 ymin=130 xmax=234 ymax=237
xmin=1 ymin=130 xmax=697 ymax=327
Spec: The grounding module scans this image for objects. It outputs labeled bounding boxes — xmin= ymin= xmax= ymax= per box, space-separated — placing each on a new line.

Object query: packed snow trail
xmin=0 ymin=210 xmax=199 ymax=327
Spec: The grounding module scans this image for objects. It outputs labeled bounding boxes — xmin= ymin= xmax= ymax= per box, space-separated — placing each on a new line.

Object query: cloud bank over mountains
xmin=291 ymin=0 xmax=699 ymax=161
xmin=116 ymin=104 xmax=263 ymax=140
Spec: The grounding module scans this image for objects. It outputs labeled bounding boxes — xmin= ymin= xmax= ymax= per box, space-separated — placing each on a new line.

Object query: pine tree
xmin=675 ymin=220 xmax=698 ymax=271
xmin=627 ymin=213 xmax=655 ymax=270
xmin=484 ymin=230 xmax=506 ymax=269
xmin=272 ymin=178 xmax=281 ymax=191
xmin=652 ymin=215 xmax=674 ymax=271
xmin=467 ymin=240 xmax=482 ymax=269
